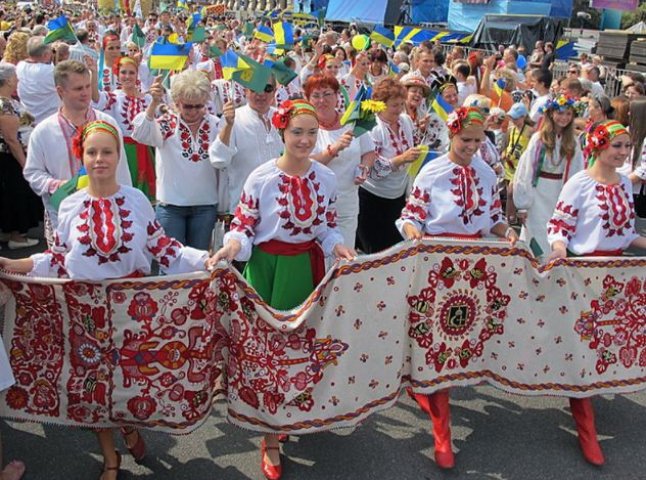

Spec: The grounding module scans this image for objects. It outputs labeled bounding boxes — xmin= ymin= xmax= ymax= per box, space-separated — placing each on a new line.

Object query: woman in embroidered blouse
xmin=132 ymin=69 xmax=221 ymax=250
xmin=397 ymin=107 xmax=518 ymax=470
xmin=513 ymin=94 xmax=584 ymax=258
xmin=546 ymin=120 xmax=646 ymax=466
xmin=92 ymin=56 xmax=156 ymax=201
xmin=99 ymin=33 xmax=121 ymax=93
xmin=306 ymin=75 xmax=376 ymax=246
xmin=366 ymin=49 xmax=389 ymax=85
xmin=211 ymin=99 xmax=354 ymax=480
xmin=357 ymin=77 xmax=420 ymax=253
xmin=341 ymin=51 xmax=370 ymax=100
xmin=0 ymin=121 xmax=210 ymax=480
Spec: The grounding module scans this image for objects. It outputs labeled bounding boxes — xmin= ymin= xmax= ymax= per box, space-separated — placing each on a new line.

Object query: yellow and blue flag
xmin=264 ymin=58 xmax=297 ymax=85
xmin=272 ymin=21 xmax=294 ymax=49
xmin=393 ymin=26 xmax=433 ymax=47
xmin=186 ymin=13 xmax=206 ymax=43
xmin=177 ymin=0 xmax=188 ymax=10
xmin=149 ymin=42 xmax=192 ymax=70
xmin=493 ymin=78 xmax=506 ymax=98
xmin=231 ymin=52 xmax=273 ymax=93
xmin=44 ymin=15 xmax=77 ymax=45
xmin=408 ymin=145 xmax=439 ymax=179
xmin=220 ymin=49 xmax=250 ymax=80
xmin=254 ymin=24 xmax=275 ymax=43
xmin=370 ymin=25 xmax=394 ymax=48
xmin=50 ymin=167 xmax=89 ymax=211
xmin=431 ymin=93 xmax=453 ymax=122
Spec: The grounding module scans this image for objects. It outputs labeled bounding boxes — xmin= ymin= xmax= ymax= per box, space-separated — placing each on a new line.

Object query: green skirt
xmin=244 ymin=246 xmax=315 ymax=311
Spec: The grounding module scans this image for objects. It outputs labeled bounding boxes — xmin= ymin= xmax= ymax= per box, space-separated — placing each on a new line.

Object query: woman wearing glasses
xmin=132 ymin=70 xmax=221 ymax=249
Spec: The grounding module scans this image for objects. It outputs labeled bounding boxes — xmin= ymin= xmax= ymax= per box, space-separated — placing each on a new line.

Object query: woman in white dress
xmin=398 ymin=106 xmax=518 ymax=470
xmin=0 ymin=120 xmax=210 ymax=480
xmin=547 ymin=120 xmax=646 ymax=466
xmin=513 ymin=94 xmax=584 ymax=257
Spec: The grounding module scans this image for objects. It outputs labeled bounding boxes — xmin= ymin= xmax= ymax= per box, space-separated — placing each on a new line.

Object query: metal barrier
xmin=551 ymin=60 xmax=634 ymax=98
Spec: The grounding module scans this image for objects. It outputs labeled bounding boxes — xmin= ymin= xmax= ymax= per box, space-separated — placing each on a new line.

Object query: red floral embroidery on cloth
xmin=230 ymin=192 xmax=260 ymax=238
xmin=406 ymin=256 xmax=508 ymax=372
xmin=220 ymin=272 xmax=349 ymax=414
xmin=401 ymin=186 xmax=431 ymax=225
xmin=120 ymin=95 xmax=147 ymax=133
xmin=277 ymin=171 xmax=328 ymax=236
xmin=574 ymin=275 xmax=646 ymax=374
xmin=450 ymin=166 xmax=485 ymax=224
xmin=157 ymin=113 xmax=178 ymax=141
xmin=385 ymin=120 xmax=411 ymax=156
xmin=547 ymin=201 xmax=579 ymax=240
xmin=596 ymin=183 xmax=634 ymax=237
xmin=77 ymin=197 xmax=133 ymax=264
xmin=179 ymin=120 xmax=211 ymax=163
xmin=101 ymin=68 xmax=120 ymax=93
xmin=146 ymin=220 xmax=183 ymax=268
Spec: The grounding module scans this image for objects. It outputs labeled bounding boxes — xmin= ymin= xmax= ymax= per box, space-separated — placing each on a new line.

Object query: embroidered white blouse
xmin=94 ymin=90 xmax=152 ymax=136
xmin=131 ymin=111 xmax=221 ymax=206
xmin=362 ymin=114 xmax=415 ymax=199
xmin=546 ymin=170 xmax=639 ymax=255
xmin=30 ymin=186 xmax=208 ymax=280
xmin=208 ymin=104 xmax=284 ymax=213
xmin=396 ymin=153 xmax=504 ymax=237
xmin=223 ymin=160 xmax=344 ymax=262
xmin=209 ymin=79 xmax=247 ymax=116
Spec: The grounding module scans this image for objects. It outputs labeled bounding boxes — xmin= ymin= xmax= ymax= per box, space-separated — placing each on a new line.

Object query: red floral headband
xmin=584 ymin=120 xmax=629 ymax=159
xmin=271 ymin=100 xmax=318 ymax=130
xmin=446 ymin=106 xmax=485 ymax=137
xmin=111 ymin=56 xmax=138 ymax=76
xmin=71 ymin=121 xmax=120 ymax=159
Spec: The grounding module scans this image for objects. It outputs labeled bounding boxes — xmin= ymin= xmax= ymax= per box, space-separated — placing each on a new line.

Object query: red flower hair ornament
xmin=271 ymin=99 xmax=318 ymax=131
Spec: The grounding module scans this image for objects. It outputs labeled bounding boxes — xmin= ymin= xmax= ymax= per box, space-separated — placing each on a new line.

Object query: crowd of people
xmin=0 ymin=3 xmax=645 ymax=479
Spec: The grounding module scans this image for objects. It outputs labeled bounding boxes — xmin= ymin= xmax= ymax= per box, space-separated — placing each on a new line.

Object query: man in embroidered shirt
xmin=23 ymin=60 xmax=132 ymax=246
xmin=16 ymin=36 xmax=59 ymax=125
xmin=209 ymin=77 xmax=285 ymax=214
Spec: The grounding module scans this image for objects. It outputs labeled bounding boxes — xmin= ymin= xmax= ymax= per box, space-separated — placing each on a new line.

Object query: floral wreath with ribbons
xmin=583 ymin=120 xmax=629 ymax=160
xmin=71 ymin=120 xmax=120 ymax=159
xmin=446 ymin=106 xmax=485 ymax=137
xmin=271 ymin=99 xmax=318 ymax=130
xmin=542 ymin=94 xmax=578 ymax=113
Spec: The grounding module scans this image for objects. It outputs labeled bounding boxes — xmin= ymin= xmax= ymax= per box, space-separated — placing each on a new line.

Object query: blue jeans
xmin=155 ymin=203 xmax=217 ymax=250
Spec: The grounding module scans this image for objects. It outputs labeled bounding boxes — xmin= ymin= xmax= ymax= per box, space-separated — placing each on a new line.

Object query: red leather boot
xmin=428 ymin=390 xmax=455 ymax=469
xmin=569 ymin=397 xmax=605 ymax=466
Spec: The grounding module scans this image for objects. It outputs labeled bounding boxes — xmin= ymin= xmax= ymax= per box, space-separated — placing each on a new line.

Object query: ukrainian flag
xmin=149 ymin=42 xmax=192 ymax=70
xmin=50 ymin=167 xmax=89 ymax=211
xmin=220 ymin=49 xmax=249 ymax=80
xmin=272 ymin=21 xmax=294 ymax=48
xmin=394 ymin=26 xmax=433 ymax=47
xmin=370 ymin=25 xmax=394 ymax=48
xmin=340 ymin=84 xmax=369 ymax=126
xmin=408 ymin=145 xmax=439 ymax=179
xmin=177 ymin=0 xmax=188 ymax=10
xmin=44 ymin=15 xmax=77 ymax=45
xmin=493 ymin=78 xmax=506 ymax=98
xmin=254 ymin=25 xmax=274 ymax=43
xmin=430 ymin=93 xmax=453 ymax=122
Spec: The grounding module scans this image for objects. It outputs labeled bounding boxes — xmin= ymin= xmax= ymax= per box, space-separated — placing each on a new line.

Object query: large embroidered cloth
xmin=1 ymin=240 xmax=645 ymax=434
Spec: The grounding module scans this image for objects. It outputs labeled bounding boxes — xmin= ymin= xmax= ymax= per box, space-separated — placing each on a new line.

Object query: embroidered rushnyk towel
xmin=1 ymin=240 xmax=644 ymax=434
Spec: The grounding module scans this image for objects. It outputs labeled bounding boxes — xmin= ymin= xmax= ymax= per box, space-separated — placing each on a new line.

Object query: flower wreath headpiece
xmin=271 ymin=99 xmax=318 ymax=130
xmin=543 ymin=94 xmax=578 ymax=112
xmin=71 ymin=120 xmax=121 ymax=159
xmin=446 ymin=106 xmax=485 ymax=137
xmin=584 ymin=120 xmax=629 ymax=160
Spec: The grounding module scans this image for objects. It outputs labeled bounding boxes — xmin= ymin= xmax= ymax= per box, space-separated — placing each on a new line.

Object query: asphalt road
xmin=1 ymin=220 xmax=645 ymax=480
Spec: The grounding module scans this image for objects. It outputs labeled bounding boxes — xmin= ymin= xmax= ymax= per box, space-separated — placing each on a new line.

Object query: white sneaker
xmin=8 ymin=238 xmax=39 ymax=250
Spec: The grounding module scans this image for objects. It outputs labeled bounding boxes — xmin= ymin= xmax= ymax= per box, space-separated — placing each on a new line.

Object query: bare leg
xmin=96 ymin=429 xmax=120 ymax=480
xmin=260 ymin=433 xmax=282 ymax=479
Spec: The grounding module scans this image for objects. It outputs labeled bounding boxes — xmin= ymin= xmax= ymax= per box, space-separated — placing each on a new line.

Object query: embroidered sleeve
xmin=146 ymin=219 xmax=208 ymax=274
xmin=94 ymin=91 xmax=117 ymax=112
xmin=512 ymin=133 xmax=539 ymax=210
xmin=29 ymin=232 xmax=69 ymax=278
xmin=396 ymin=185 xmax=430 ymax=238
xmin=317 ymin=194 xmax=345 ymax=255
xmin=223 ymin=190 xmax=259 ymax=261
xmin=131 ymin=111 xmax=166 ymax=148
xmin=489 ymin=185 xmax=505 ymax=228
xmin=547 ymin=200 xmax=579 ymax=247
xmin=156 ymin=113 xmax=177 ymax=141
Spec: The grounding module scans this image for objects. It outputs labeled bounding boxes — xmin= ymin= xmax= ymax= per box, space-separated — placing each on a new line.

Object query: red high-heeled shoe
xmin=260 ymin=439 xmax=282 ymax=480
xmin=120 ymin=427 xmax=146 ymax=462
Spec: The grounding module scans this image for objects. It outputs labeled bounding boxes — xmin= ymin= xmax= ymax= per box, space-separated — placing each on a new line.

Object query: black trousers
xmin=356 ymin=187 xmax=406 ymax=254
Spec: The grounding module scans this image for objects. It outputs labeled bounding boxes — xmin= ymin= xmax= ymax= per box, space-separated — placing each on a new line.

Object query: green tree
xmin=621 ymin=1 xmax=646 ymax=29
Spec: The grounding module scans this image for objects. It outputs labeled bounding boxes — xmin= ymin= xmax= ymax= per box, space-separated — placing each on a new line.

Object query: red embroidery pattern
xmin=547 ymin=201 xmax=579 ymax=240
xmin=574 ymin=275 xmax=645 ymax=374
xmin=221 ymin=271 xmax=348 ymax=414
xmin=101 ymin=68 xmax=120 ymax=93
xmin=230 ymin=192 xmax=260 ymax=238
xmin=450 ymin=166 xmax=486 ymax=224
xmin=77 ymin=197 xmax=133 ymax=264
xmin=596 ymin=184 xmax=634 ymax=237
xmin=3 ymin=281 xmax=64 ymax=417
xmin=119 ymin=95 xmax=148 ymax=133
xmin=179 ymin=120 xmax=211 ymax=163
xmin=407 ymin=256 xmax=508 ymax=372
xmin=385 ymin=119 xmax=411 ymax=156
xmin=277 ymin=171 xmax=327 ymax=236
xmin=401 ymin=186 xmax=430 ymax=225
xmin=146 ymin=220 xmax=183 ymax=268
xmin=157 ymin=113 xmax=177 ymax=141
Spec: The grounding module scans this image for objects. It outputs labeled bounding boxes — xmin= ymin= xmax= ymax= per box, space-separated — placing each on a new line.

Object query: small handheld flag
xmin=44 ymin=15 xmax=77 ymax=45
xmin=149 ymin=42 xmax=192 ymax=71
xmin=430 ymin=94 xmax=454 ymax=122
xmin=50 ymin=167 xmax=89 ymax=211
xmin=408 ymin=145 xmax=439 ymax=179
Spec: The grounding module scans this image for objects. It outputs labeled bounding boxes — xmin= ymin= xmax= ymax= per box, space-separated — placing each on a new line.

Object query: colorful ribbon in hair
xmin=317 ymin=54 xmax=335 ymax=71
xmin=112 ymin=56 xmax=138 ymax=76
xmin=272 ymin=99 xmax=318 ymax=130
xmin=71 ymin=120 xmax=120 ymax=159
xmin=446 ymin=106 xmax=485 ymax=137
xmin=584 ymin=120 xmax=629 ymax=167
